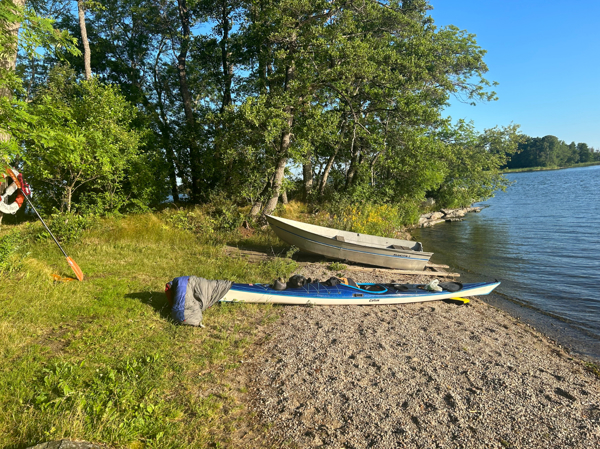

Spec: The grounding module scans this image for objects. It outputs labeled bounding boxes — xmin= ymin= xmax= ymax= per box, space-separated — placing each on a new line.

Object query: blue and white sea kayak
xmin=220 ymin=281 xmax=500 ymax=306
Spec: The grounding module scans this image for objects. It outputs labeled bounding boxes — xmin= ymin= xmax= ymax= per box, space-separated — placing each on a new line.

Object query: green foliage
xmin=584 ymin=362 xmax=600 ymax=379
xmin=1 ymin=0 xmax=558 ymax=221
xmin=431 ymin=122 xmax=524 ymax=208
xmin=35 ymin=212 xmax=98 ymax=244
xmin=162 ymin=197 xmax=243 ymax=237
xmin=11 ymin=66 xmax=145 ymax=214
xmin=162 ymin=207 xmax=217 ymax=235
xmin=325 ymin=200 xmax=420 ymax=237
xmin=34 ymin=355 xmax=176 ymax=443
xmin=327 ymin=261 xmax=347 ymax=272
xmin=0 ymin=0 xmax=80 ymax=161
xmin=0 ymin=228 xmax=24 ymax=273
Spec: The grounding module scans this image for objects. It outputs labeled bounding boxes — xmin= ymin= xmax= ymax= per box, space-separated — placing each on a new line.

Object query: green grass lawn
xmin=0 ymin=212 xmax=297 ymax=448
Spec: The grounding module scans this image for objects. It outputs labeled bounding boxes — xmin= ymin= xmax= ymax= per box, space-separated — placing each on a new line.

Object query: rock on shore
xmin=418 ymin=207 xmax=483 ymax=228
xmin=242 ymin=264 xmax=600 ymax=449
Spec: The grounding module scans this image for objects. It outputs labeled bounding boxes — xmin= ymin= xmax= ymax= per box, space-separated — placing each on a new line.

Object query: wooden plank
xmin=426 ymin=262 xmax=450 ymax=269
xmin=223 ymin=246 xmax=459 ymax=277
xmin=343 ymin=265 xmax=460 ymax=277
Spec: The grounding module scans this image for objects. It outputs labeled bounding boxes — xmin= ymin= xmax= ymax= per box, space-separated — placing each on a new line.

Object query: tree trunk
xmin=0 ymin=0 xmax=25 ymax=142
xmin=262 ymin=155 xmax=288 ymax=215
xmin=162 ymin=127 xmax=179 ymax=203
xmin=176 ymin=0 xmax=201 ymax=199
xmin=319 ymin=148 xmax=338 ymax=195
xmin=280 ymin=189 xmax=288 ymax=204
xmin=302 ymin=157 xmax=313 ymax=201
xmin=345 ymin=130 xmax=359 ymax=188
xmin=262 ymin=63 xmax=295 ymax=215
xmin=346 ymin=152 xmax=360 ymax=188
xmin=156 ymin=89 xmax=179 ymax=202
xmin=62 ymin=185 xmax=73 ymax=213
xmin=77 ymin=0 xmax=92 ymax=80
xmin=249 ymin=175 xmax=273 ymax=217
xmin=219 ymin=0 xmax=233 ymax=112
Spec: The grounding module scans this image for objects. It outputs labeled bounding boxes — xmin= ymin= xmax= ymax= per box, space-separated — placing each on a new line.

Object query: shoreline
xmin=240 ymin=263 xmax=600 ymax=448
xmin=479 ymin=290 xmax=600 ymax=365
xmin=410 ymin=200 xmax=600 ymax=365
xmin=500 ymin=161 xmax=600 ymax=174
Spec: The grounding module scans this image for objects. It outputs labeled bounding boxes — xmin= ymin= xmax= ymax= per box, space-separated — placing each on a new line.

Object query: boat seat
xmin=389 ymin=244 xmax=412 ymax=251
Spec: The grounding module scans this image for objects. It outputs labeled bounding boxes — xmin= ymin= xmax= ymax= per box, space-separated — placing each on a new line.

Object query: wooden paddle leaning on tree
xmin=4 ymin=166 xmax=84 ymax=281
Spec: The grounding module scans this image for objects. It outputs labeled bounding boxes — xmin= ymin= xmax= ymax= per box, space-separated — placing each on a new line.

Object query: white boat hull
xmin=266 ymin=215 xmax=433 ymax=270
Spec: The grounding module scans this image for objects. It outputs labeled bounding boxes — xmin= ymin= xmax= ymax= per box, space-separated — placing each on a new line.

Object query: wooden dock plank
xmin=223 ymin=246 xmax=459 ymax=277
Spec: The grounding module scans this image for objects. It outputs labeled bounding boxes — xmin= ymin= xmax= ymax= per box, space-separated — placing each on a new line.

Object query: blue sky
xmin=429 ymin=0 xmax=600 ymax=148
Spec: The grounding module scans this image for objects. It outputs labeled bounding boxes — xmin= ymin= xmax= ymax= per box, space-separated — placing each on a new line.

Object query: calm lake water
xmin=413 ymin=165 xmax=600 ymax=361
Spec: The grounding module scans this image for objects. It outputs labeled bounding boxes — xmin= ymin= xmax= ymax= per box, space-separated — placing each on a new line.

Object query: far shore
xmin=501 ymin=161 xmax=600 ymax=174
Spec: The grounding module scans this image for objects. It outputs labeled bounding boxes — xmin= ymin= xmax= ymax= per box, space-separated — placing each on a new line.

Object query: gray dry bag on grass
xmin=165 ymin=276 xmax=233 ymax=326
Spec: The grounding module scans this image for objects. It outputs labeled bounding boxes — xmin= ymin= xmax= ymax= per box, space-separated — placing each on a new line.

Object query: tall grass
xmin=0 ymin=212 xmax=296 ymax=448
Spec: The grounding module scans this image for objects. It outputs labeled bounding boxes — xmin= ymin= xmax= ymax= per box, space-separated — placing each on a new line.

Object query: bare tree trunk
xmin=249 ymin=176 xmax=273 ymax=217
xmin=262 ymin=155 xmax=288 ymax=215
xmin=345 ymin=129 xmax=359 ymax=188
xmin=302 ymin=157 xmax=313 ymax=201
xmin=219 ymin=0 xmax=233 ymax=112
xmin=262 ymin=63 xmax=295 ymax=215
xmin=318 ymin=149 xmax=338 ymax=195
xmin=157 ymin=90 xmax=179 ymax=202
xmin=176 ymin=0 xmax=201 ymax=199
xmin=0 ymin=0 xmax=25 ymax=141
xmin=249 ymin=201 xmax=262 ymax=217
xmin=66 ymin=186 xmax=73 ymax=213
xmin=77 ymin=0 xmax=91 ymax=80
xmin=280 ymin=189 xmax=288 ymax=204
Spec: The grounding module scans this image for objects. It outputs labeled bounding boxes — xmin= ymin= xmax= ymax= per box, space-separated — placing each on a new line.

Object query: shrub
xmin=35 ymin=213 xmax=98 ymax=244
xmin=324 ymin=201 xmax=420 ymax=238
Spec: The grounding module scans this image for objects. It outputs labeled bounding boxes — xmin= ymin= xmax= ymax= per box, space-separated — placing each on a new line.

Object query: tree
xmin=10 ymin=66 xmax=143 ymax=213
xmin=1 ymin=0 xmax=79 ymax=223
xmin=577 ymin=142 xmax=592 ymax=163
xmin=221 ymin=0 xmax=498 ymax=215
xmin=434 ymin=122 xmax=523 ymax=207
xmin=565 ymin=141 xmax=579 ymax=165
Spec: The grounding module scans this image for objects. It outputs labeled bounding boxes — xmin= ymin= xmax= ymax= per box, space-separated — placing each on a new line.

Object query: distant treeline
xmin=506 ymin=135 xmax=600 ymax=169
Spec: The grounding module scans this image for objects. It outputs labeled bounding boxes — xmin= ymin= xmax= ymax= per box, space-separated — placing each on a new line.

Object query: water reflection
xmin=413 ymin=165 xmax=600 ymax=360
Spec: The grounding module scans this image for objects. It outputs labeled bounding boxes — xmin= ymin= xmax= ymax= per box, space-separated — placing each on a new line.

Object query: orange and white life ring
xmin=0 ymin=168 xmax=25 ymax=215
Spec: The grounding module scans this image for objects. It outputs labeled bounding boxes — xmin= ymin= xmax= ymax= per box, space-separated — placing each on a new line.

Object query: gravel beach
xmin=242 ymin=264 xmax=600 ymax=448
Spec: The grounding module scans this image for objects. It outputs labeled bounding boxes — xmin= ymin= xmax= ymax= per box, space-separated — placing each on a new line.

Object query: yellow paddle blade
xmin=67 ymin=256 xmax=84 ymax=282
xmin=449 ymin=297 xmax=469 ymax=305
